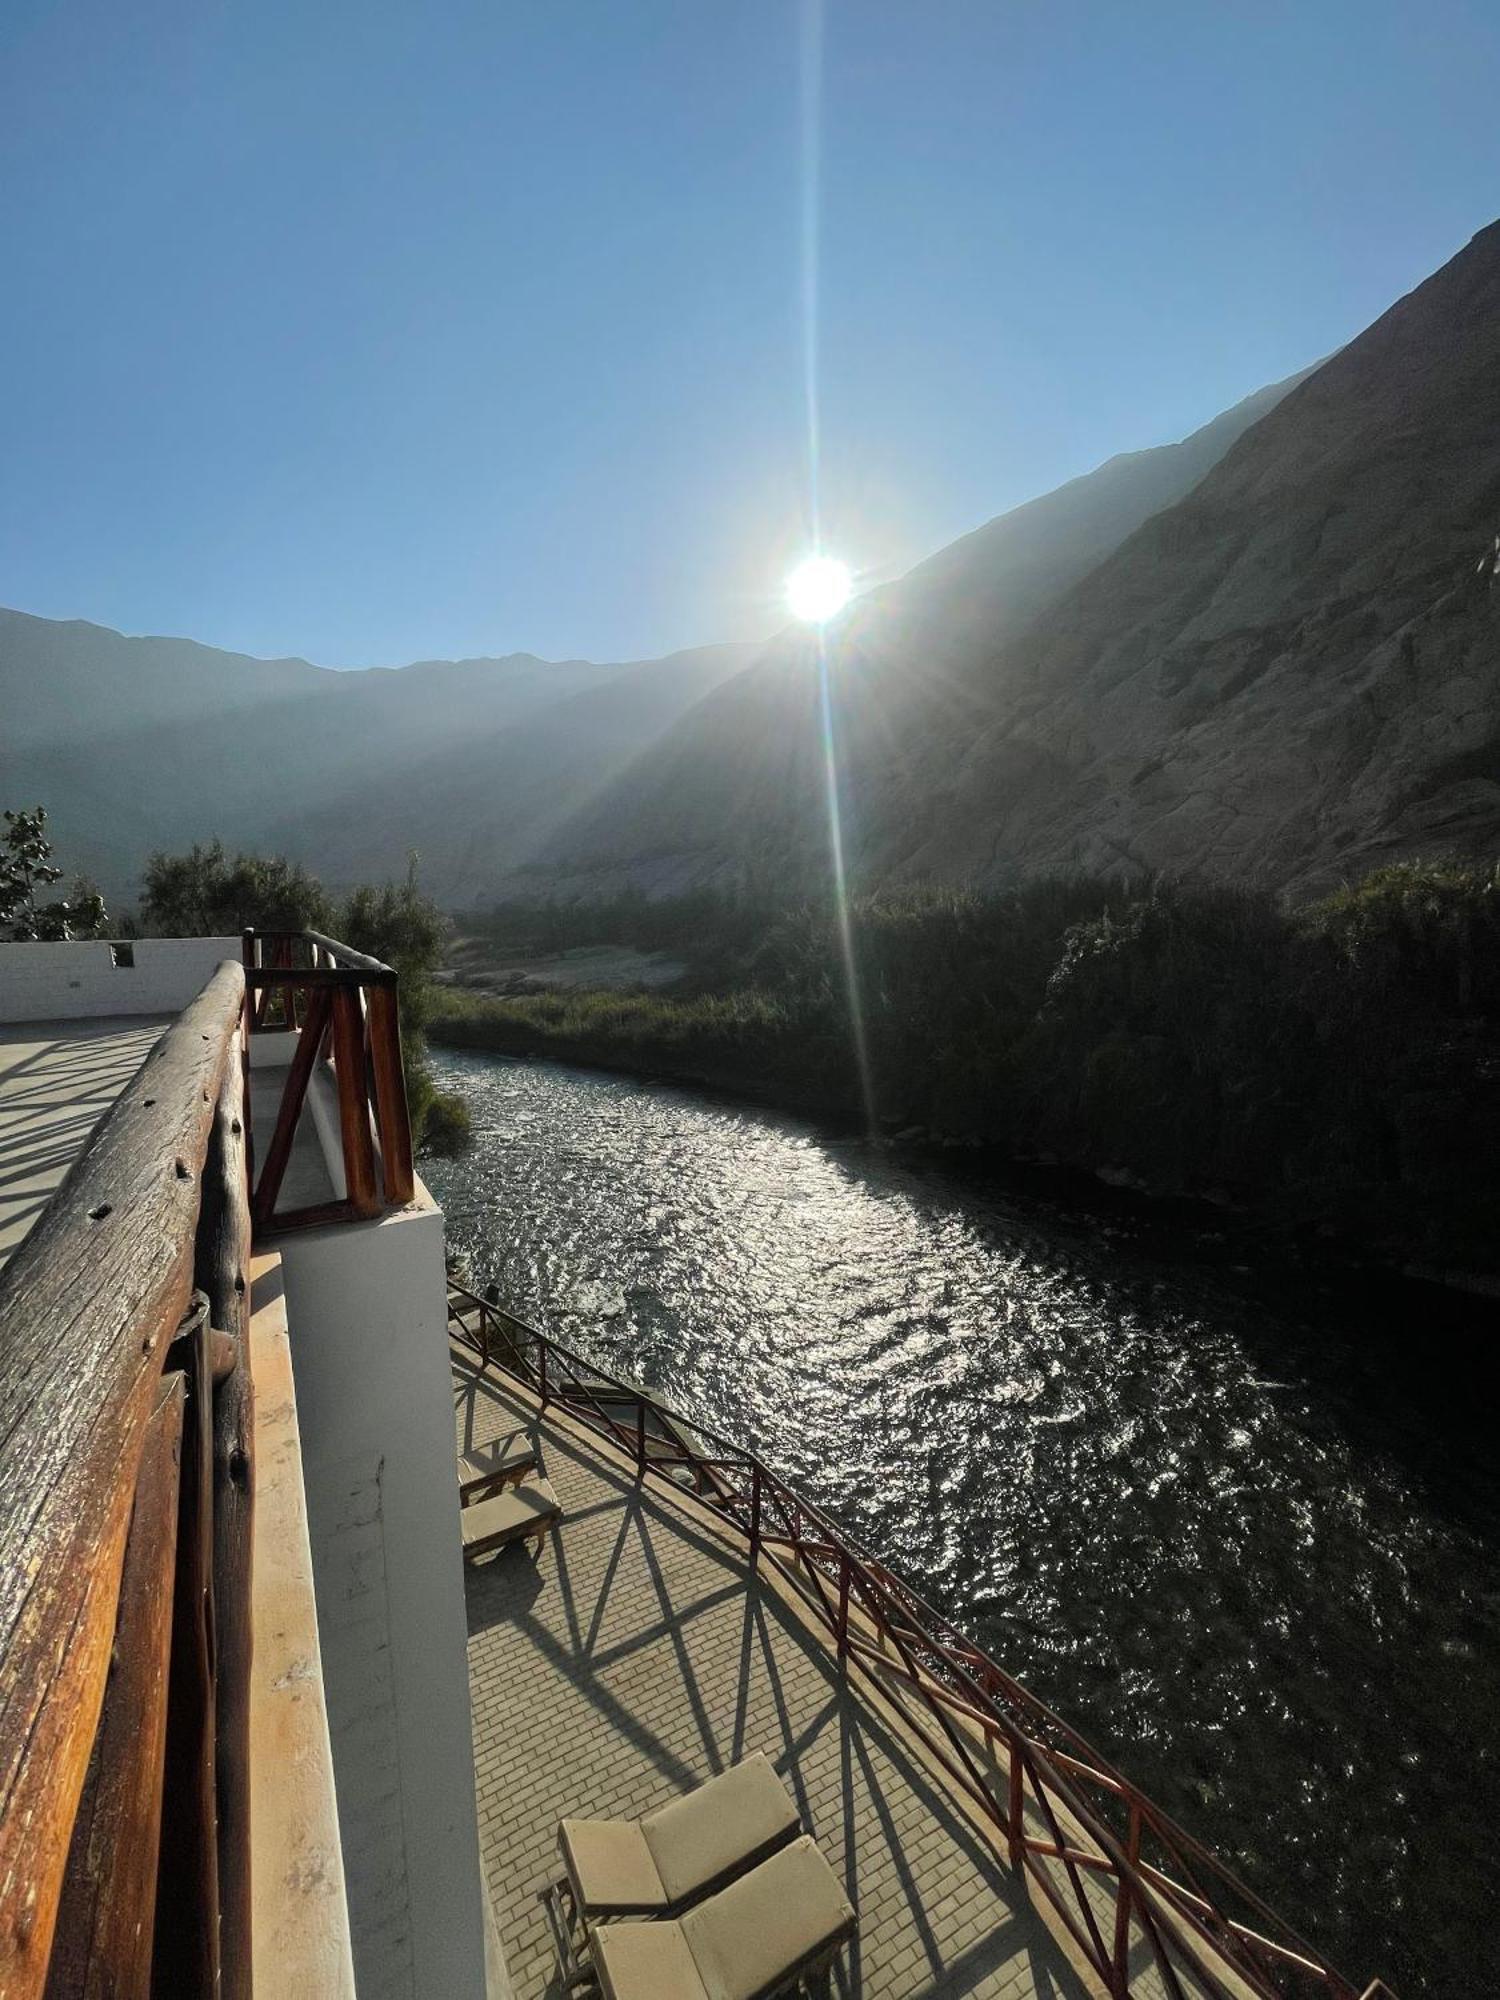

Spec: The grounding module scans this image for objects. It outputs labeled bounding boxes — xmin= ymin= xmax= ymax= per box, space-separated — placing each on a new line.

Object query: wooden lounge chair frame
xmin=457 ymin=1432 xmax=539 ymax=1505
xmin=540 ymin=1753 xmax=803 ymax=1990
xmin=461 ymin=1474 xmax=561 ymax=1563
xmin=589 ymin=1836 xmax=855 ymax=2000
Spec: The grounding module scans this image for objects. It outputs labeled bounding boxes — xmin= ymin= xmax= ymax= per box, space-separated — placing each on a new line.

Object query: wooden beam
xmin=365 ymin=986 xmax=415 ymax=1206
xmin=330 ymin=987 xmax=379 ymax=1219
xmin=152 ymin=1297 xmax=220 ymax=1999
xmin=43 ymin=1375 xmax=187 ymax=2000
xmin=198 ymin=1050 xmax=255 ymax=2000
xmin=245 ymin=967 xmax=393 ymax=990
xmin=0 ymin=960 xmax=242 ymax=2000
xmin=249 ymin=988 xmax=331 ymax=1232
xmin=300 ymin=930 xmax=395 ymax=977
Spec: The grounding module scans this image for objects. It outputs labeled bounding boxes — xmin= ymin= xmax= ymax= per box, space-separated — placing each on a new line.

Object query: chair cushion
xmin=460 ymin=1474 xmax=560 ymax=1551
xmin=559 ymin=1817 xmax=664 ymax=1916
xmin=593 ymin=1919 xmax=708 ymax=2000
xmin=457 ymin=1434 xmax=538 ymax=1499
xmin=642 ymin=1752 xmax=799 ymax=1905
xmin=681 ymin=1836 xmax=855 ymax=2000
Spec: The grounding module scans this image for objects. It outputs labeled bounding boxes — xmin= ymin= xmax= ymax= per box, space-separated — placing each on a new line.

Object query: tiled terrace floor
xmin=453 ymin=1346 xmax=1091 ymax=2000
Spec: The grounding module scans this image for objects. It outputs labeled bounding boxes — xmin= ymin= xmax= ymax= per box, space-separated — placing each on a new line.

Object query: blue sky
xmin=2 ymin=1 xmax=1497 ymax=668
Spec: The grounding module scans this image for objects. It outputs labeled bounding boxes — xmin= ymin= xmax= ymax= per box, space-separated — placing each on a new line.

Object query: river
xmin=425 ymin=1048 xmax=1499 ymax=1999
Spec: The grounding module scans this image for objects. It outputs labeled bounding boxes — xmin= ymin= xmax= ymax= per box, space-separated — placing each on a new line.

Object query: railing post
xmin=636 ymin=1399 xmax=647 ymax=1478
xmin=1111 ymin=1799 xmax=1140 ymax=1991
xmin=366 ymin=981 xmax=415 ymax=1206
xmin=749 ymin=1466 xmax=762 ymax=1574
xmin=538 ymin=1341 xmax=549 ymax=1410
xmin=330 ymin=983 xmax=379 ymax=1218
xmin=837 ymin=1553 xmax=851 ymax=1667
xmin=1007 ymin=1732 xmax=1025 ymax=1870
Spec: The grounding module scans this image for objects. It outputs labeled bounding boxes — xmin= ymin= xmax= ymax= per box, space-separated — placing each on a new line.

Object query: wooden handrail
xmin=244 ymin=928 xmax=397 ymax=980
xmin=240 ymin=928 xmax=415 ymax=1232
xmin=0 ymin=961 xmax=251 ymax=1998
xmin=300 ymin=930 xmax=397 ymax=979
xmin=448 ymin=1285 xmax=1385 ymax=2000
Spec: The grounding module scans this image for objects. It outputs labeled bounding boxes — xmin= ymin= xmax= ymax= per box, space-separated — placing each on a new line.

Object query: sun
xmin=786 ymin=553 xmax=852 ymax=624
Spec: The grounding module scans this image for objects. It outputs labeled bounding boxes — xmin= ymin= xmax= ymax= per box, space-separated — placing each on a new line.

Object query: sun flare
xmin=786 ymin=554 xmax=852 ymax=624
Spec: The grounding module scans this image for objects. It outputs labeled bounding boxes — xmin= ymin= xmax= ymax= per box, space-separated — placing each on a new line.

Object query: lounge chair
xmin=592 ymin=1837 xmax=855 ymax=2000
xmin=457 ymin=1432 xmax=538 ymax=1503
xmin=559 ymin=1751 xmax=800 ymax=1920
xmin=460 ymin=1474 xmax=561 ymax=1560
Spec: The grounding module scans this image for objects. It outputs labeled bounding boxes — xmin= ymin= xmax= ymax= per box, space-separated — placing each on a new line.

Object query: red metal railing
xmin=241 ymin=928 xmax=414 ymax=1233
xmin=447 ymin=1285 xmax=1397 ymax=2000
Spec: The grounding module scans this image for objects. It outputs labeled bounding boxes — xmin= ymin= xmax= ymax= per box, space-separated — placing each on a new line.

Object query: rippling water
xmin=426 ymin=1050 xmax=1499 ymax=1998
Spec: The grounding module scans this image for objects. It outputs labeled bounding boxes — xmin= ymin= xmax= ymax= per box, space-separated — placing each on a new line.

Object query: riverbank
xmin=432 ymin=864 xmax=1500 ymax=1282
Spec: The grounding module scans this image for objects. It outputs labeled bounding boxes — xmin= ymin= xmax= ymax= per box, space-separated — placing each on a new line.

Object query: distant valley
xmin=4 ymin=222 xmax=1498 ymax=908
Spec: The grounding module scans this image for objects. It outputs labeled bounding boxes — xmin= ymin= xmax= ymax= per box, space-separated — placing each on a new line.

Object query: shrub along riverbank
xmin=432 ymin=862 xmax=1500 ymax=1277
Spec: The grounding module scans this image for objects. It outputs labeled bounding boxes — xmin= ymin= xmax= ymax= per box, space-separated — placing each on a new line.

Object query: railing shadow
xmin=453 ymin=1348 xmax=1087 ymax=1999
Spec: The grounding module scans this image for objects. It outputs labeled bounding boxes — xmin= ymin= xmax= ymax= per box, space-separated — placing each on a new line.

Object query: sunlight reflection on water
xmin=426 ymin=1050 xmax=1500 ymax=1998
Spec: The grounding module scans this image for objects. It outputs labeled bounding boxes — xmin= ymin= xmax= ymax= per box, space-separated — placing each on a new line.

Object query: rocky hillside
xmin=525 ymin=223 xmax=1500 ymax=900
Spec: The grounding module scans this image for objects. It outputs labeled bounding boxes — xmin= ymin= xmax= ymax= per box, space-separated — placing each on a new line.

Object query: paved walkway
xmin=0 ymin=1016 xmax=167 ymax=1266
xmin=454 ymin=1348 xmax=1088 ymax=2000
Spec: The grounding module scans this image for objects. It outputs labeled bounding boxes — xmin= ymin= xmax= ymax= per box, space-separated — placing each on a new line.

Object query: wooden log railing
xmin=0 ymin=960 xmax=255 ymax=2000
xmin=448 ymin=1285 xmax=1393 ymax=2000
xmin=240 ymin=928 xmax=415 ymax=1235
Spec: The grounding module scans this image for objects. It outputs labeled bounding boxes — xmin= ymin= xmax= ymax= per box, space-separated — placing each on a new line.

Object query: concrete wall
xmin=0 ymin=936 xmax=242 ymax=1022
xmin=277 ymin=1191 xmax=489 ymax=2000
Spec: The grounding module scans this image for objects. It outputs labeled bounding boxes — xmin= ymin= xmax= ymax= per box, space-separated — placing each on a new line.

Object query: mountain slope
xmin=515 ymin=366 xmax=1316 ymax=897
xmin=268 ymin=643 xmax=759 ymax=900
xmin=0 ymin=358 xmax=1311 ymax=906
xmin=528 ymin=224 xmax=1500 ymax=898
xmin=0 ymin=610 xmax=686 ymax=895
xmin=863 ymin=365 xmax=1317 ymax=664
xmin=891 ymin=217 xmax=1500 ymax=890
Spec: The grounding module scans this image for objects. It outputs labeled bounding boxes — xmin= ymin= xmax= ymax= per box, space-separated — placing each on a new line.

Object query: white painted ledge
xmin=248 ymin=1247 xmax=357 ymax=1999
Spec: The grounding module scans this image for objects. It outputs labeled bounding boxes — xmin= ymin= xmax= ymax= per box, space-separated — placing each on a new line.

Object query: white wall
xmin=277 ymin=1190 xmax=489 ymax=2000
xmin=0 ymin=936 xmax=242 ymax=1022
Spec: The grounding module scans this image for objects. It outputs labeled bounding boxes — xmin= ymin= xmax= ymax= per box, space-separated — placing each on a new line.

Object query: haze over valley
xmin=6 ymin=222 xmax=1499 ymax=909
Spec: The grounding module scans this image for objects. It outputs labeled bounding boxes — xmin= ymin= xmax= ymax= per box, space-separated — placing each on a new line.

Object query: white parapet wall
xmin=0 ymin=936 xmax=243 ymax=1023
xmin=276 ymin=1188 xmax=491 ymax=2000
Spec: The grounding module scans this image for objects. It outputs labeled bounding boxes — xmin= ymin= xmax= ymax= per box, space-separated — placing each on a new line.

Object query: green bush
xmin=419 ymin=1089 xmax=473 ymax=1157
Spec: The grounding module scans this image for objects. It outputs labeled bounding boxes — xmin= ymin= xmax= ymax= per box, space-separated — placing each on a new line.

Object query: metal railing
xmin=448 ymin=1284 xmax=1395 ymax=2000
xmin=241 ymin=927 xmax=415 ymax=1233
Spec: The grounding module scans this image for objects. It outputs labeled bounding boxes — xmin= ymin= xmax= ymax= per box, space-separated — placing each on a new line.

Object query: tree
xmin=341 ymin=858 xmax=471 ymax=1156
xmin=341 ymin=858 xmax=446 ymax=1033
xmin=139 ymin=841 xmax=333 ymax=936
xmin=136 ymin=839 xmax=471 ymax=1156
xmin=1 ymin=808 xmax=108 ymax=940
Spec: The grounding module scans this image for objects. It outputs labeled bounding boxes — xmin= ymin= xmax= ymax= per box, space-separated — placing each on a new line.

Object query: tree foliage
xmin=0 ymin=807 xmax=108 ymax=941
xmin=431 ymin=862 xmax=1500 ymax=1270
xmin=139 ymin=840 xmax=333 ymax=936
xmin=138 ymin=839 xmax=470 ymax=1156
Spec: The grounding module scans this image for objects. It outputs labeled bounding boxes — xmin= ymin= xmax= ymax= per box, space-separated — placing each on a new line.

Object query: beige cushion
xmin=457 ymin=1433 xmax=537 ymax=1499
xmin=559 ymin=1816 xmax=664 ymax=1916
xmin=593 ymin=1920 xmax=707 ymax=2000
xmin=460 ymin=1474 xmax=560 ymax=1552
xmin=681 ymin=1836 xmax=855 ymax=2000
xmin=642 ymin=1752 xmax=799 ymax=1905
